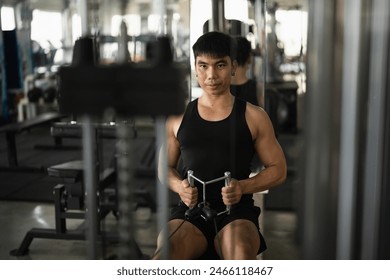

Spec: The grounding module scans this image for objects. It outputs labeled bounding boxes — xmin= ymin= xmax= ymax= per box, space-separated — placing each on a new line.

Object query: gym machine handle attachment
xmin=187 ymin=170 xmax=194 ymax=187
xmin=187 ymin=170 xmax=196 ymax=209
xmin=185 ymin=170 xmax=196 ymax=220
xmin=185 ymin=170 xmax=232 ymax=220
xmin=224 ymin=172 xmax=231 ymax=214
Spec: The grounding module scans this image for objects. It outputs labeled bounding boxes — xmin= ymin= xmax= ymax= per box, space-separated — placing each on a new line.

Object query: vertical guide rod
xmin=336 ymin=0 xmax=362 ymax=259
xmin=78 ymin=0 xmax=96 ymax=260
xmin=155 ymin=117 xmax=169 ymax=259
xmin=153 ymin=0 xmax=169 ymax=259
xmin=116 ymin=121 xmax=138 ymax=259
xmin=78 ymin=0 xmax=89 ymax=36
xmin=82 ymin=118 xmax=98 ymax=259
xmin=361 ymin=0 xmax=390 ymax=259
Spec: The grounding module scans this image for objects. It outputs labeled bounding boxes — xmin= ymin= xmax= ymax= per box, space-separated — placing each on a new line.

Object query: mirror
xmin=189 ymin=0 xmax=267 ymax=106
xmin=264 ymin=1 xmax=307 ymax=135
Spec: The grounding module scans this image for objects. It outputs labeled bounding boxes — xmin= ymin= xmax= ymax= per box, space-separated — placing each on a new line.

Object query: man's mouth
xmin=205 ymin=80 xmax=219 ymax=86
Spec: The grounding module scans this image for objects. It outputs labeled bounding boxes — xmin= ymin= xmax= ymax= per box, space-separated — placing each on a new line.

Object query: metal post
xmin=211 ymin=0 xmax=226 ymax=32
xmin=152 ymin=0 xmax=167 ymax=35
xmin=78 ymin=0 xmax=89 ymax=36
xmin=82 ymin=119 xmax=98 ymax=259
xmin=78 ymin=0 xmax=95 ymax=259
xmin=116 ymin=120 xmax=138 ymax=259
xmin=361 ymin=0 xmax=390 ymax=259
xmin=155 ymin=116 xmax=169 ymax=259
xmin=302 ymin=0 xmax=340 ymax=259
xmin=336 ymin=0 xmax=363 ymax=260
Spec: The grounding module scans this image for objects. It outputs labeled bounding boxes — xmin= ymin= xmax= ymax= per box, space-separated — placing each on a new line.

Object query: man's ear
xmin=247 ymin=55 xmax=253 ymax=65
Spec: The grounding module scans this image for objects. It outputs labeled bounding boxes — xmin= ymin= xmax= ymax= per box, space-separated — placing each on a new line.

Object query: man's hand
xmin=179 ymin=179 xmax=198 ymax=208
xmin=221 ymin=179 xmax=243 ymax=206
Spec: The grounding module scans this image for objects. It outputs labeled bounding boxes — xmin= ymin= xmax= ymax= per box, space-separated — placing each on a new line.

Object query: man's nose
xmin=207 ymin=67 xmax=217 ymax=79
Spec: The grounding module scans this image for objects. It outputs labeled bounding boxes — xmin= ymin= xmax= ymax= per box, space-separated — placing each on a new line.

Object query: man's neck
xmin=231 ymin=67 xmax=249 ymax=85
xmin=199 ymin=93 xmax=234 ymax=108
xmin=197 ymin=94 xmax=234 ymax=121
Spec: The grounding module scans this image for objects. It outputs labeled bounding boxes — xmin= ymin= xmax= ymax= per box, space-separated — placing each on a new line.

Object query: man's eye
xmin=217 ymin=64 xmax=226 ymax=68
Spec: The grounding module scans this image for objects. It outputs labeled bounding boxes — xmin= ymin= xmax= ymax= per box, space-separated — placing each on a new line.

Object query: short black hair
xmin=234 ymin=36 xmax=252 ymax=66
xmin=192 ymin=31 xmax=237 ymax=61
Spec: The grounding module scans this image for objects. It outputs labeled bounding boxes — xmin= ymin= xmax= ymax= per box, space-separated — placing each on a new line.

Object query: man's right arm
xmin=165 ymin=116 xmax=184 ymax=193
xmin=158 ymin=116 xmax=198 ymax=207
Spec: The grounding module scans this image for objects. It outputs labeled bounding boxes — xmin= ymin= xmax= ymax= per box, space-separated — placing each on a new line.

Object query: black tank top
xmin=230 ymin=79 xmax=259 ymax=106
xmin=177 ymin=97 xmax=255 ymax=210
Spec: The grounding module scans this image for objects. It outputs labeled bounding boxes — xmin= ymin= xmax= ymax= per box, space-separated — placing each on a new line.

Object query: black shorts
xmin=170 ymin=202 xmax=267 ymax=257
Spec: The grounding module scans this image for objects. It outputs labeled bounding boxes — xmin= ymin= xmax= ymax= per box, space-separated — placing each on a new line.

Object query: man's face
xmin=195 ymin=54 xmax=237 ymax=96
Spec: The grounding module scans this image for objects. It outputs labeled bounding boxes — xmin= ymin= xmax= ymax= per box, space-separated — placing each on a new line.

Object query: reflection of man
xmin=153 ymin=31 xmax=286 ymax=260
xmin=230 ymin=36 xmax=264 ymax=107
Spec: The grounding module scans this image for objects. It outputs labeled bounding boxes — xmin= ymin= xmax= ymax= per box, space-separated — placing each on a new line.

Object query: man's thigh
xmin=216 ymin=219 xmax=260 ymax=259
xmin=167 ymin=219 xmax=208 ymax=258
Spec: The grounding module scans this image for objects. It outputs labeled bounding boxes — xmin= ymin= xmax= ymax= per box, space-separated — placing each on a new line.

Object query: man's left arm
xmin=221 ymin=106 xmax=286 ymax=206
xmin=245 ymin=107 xmax=286 ymax=193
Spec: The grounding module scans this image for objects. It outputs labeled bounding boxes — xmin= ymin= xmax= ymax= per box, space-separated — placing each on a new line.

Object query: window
xmin=31 ymin=10 xmax=63 ymax=49
xmin=1 ymin=6 xmax=16 ymax=31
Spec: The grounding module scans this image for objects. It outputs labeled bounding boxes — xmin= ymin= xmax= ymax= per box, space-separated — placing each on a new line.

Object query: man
xmin=153 ymin=31 xmax=286 ymax=260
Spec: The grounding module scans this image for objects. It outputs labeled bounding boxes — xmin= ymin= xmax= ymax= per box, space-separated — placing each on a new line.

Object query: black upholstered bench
xmin=10 ymin=159 xmax=118 ymax=257
xmin=0 ymin=112 xmax=66 ymax=171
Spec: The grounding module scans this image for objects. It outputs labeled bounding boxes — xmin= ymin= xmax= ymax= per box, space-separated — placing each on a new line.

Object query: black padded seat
xmin=0 ymin=112 xmax=67 ymax=170
xmin=47 ymin=160 xmax=84 ymax=183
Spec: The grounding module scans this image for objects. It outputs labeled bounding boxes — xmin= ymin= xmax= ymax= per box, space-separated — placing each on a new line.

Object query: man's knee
xmin=217 ymin=238 xmax=259 ymax=259
xmin=216 ymin=220 xmax=260 ymax=259
xmin=155 ymin=220 xmax=208 ymax=259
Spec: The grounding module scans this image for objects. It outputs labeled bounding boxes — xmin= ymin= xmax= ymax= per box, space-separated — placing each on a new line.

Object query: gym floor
xmin=0 ymin=201 xmax=299 ymax=260
xmin=0 ymin=117 xmax=301 ymax=260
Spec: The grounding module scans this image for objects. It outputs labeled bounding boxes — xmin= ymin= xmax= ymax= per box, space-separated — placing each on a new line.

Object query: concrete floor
xmin=0 ymin=199 xmax=299 ymax=260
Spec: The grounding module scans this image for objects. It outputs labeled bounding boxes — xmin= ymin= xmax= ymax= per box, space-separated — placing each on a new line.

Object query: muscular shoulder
xmin=246 ymin=102 xmax=268 ymax=123
xmin=166 ymin=114 xmax=184 ymax=137
xmin=245 ymin=102 xmax=273 ymax=139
